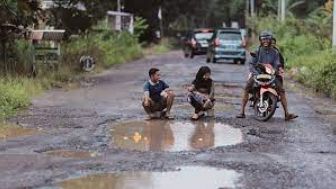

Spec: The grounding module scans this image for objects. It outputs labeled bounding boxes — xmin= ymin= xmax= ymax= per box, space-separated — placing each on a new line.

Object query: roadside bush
xmin=290 ymin=50 xmax=336 ymax=98
xmin=63 ymin=31 xmax=143 ymax=69
xmin=279 ymin=34 xmax=330 ymax=62
xmin=144 ymin=38 xmax=174 ymax=55
xmin=0 ymin=31 xmax=143 ymax=119
xmin=0 ymin=78 xmax=42 ymax=120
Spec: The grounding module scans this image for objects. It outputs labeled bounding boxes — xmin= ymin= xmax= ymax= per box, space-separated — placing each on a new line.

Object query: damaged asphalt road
xmin=1 ymin=51 xmax=336 ymax=189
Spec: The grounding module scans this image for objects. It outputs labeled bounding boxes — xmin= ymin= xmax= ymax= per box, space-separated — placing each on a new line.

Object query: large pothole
xmin=0 ymin=123 xmax=39 ymax=140
xmin=43 ymin=150 xmax=99 ymax=159
xmin=58 ymin=166 xmax=242 ymax=189
xmin=110 ymin=120 xmax=243 ymax=151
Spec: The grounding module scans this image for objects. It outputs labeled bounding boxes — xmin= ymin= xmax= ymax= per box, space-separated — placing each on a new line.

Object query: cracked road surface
xmin=1 ymin=51 xmax=336 ymax=189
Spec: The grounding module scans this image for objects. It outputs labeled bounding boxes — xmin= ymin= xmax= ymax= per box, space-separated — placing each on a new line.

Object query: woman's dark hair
xmin=193 ymin=66 xmax=212 ymax=93
xmin=195 ymin=66 xmax=211 ymax=81
xmin=149 ymin=68 xmax=160 ymax=77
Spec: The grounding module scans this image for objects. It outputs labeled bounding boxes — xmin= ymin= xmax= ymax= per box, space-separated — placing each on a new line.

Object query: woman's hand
xmin=187 ymin=86 xmax=194 ymax=92
xmin=196 ymin=92 xmax=209 ymax=100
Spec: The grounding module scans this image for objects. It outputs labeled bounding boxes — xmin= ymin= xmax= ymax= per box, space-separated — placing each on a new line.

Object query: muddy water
xmin=0 ymin=124 xmax=37 ymax=140
xmin=110 ymin=120 xmax=243 ymax=151
xmin=44 ymin=150 xmax=98 ymax=159
xmin=59 ymin=166 xmax=242 ymax=189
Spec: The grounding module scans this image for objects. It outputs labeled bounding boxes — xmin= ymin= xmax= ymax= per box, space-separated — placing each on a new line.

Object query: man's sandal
xmin=285 ymin=114 xmax=298 ymax=121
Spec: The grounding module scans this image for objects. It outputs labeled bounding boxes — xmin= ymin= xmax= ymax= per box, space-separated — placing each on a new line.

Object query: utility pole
xmin=281 ymin=0 xmax=286 ymax=22
xmin=117 ymin=0 xmax=121 ymax=11
xmin=278 ymin=0 xmax=281 ymax=21
xmin=250 ymin=0 xmax=255 ymax=17
xmin=333 ymin=0 xmax=336 ymax=49
xmin=246 ymin=0 xmax=249 ymax=17
xmin=116 ymin=0 xmax=121 ymax=31
xmin=158 ymin=6 xmax=163 ymax=38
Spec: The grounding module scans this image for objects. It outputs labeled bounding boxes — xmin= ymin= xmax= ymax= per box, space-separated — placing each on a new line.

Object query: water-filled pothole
xmin=44 ymin=150 xmax=98 ymax=159
xmin=0 ymin=124 xmax=37 ymax=140
xmin=58 ymin=166 xmax=242 ymax=189
xmin=110 ymin=120 xmax=243 ymax=151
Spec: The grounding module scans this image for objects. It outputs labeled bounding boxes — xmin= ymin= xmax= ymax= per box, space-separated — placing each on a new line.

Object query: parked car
xmin=206 ymin=28 xmax=246 ymax=64
xmin=183 ymin=28 xmax=214 ymax=58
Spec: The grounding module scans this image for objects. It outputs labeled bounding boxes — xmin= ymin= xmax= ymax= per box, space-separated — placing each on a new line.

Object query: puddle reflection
xmin=44 ymin=150 xmax=97 ymax=159
xmin=111 ymin=120 xmax=243 ymax=151
xmin=59 ymin=166 xmax=242 ymax=189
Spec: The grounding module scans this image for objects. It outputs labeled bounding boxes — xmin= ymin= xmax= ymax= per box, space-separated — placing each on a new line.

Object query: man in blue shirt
xmin=143 ymin=68 xmax=175 ymax=119
xmin=236 ymin=31 xmax=298 ymax=121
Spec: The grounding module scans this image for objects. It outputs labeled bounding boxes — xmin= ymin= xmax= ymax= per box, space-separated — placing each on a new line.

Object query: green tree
xmin=48 ymin=0 xmax=116 ymax=34
xmin=0 ymin=0 xmax=42 ymax=73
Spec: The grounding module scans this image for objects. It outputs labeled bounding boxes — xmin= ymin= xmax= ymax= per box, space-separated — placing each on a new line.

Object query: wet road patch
xmin=110 ymin=120 xmax=243 ymax=151
xmin=58 ymin=166 xmax=242 ymax=189
xmin=0 ymin=123 xmax=37 ymax=140
xmin=44 ymin=150 xmax=98 ymax=159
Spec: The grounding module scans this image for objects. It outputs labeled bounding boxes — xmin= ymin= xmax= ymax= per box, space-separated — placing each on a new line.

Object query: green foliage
xmin=48 ymin=0 xmax=116 ymax=34
xmin=144 ymin=38 xmax=173 ymax=55
xmin=0 ymin=0 xmax=36 ymax=26
xmin=0 ymin=31 xmax=143 ymax=119
xmin=290 ymin=50 xmax=336 ymax=98
xmin=162 ymin=0 xmax=246 ymax=29
xmin=63 ymin=31 xmax=143 ymax=68
xmin=134 ymin=16 xmax=149 ymax=39
xmin=0 ymin=78 xmax=41 ymax=120
xmin=12 ymin=40 xmax=34 ymax=74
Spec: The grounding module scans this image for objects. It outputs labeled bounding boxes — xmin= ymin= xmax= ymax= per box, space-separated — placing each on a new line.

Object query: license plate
xmin=225 ymin=45 xmax=236 ymax=50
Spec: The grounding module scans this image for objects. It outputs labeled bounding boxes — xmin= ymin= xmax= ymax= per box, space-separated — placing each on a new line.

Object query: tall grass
xmin=0 ymin=31 xmax=144 ymax=119
xmin=0 ymin=78 xmax=44 ymax=119
xmin=143 ymin=38 xmax=174 ymax=55
xmin=63 ymin=31 xmax=143 ymax=69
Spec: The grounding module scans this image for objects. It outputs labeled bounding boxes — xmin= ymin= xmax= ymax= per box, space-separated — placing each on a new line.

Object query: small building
xmin=106 ymin=11 xmax=134 ymax=34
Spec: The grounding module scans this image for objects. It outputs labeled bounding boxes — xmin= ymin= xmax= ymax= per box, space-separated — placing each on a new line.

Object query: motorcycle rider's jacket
xmin=249 ymin=46 xmax=281 ymax=75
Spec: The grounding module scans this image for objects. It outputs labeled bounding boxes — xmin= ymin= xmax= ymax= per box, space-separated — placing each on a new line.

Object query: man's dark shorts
xmin=143 ymin=98 xmax=167 ymax=113
xmin=245 ymin=75 xmax=285 ymax=94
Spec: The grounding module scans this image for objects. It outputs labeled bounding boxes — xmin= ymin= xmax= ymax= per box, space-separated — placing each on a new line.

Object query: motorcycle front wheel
xmin=253 ymin=93 xmax=277 ymax=122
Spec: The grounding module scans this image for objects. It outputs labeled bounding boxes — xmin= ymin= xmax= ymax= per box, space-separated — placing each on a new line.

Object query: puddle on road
xmin=110 ymin=120 xmax=243 ymax=151
xmin=0 ymin=123 xmax=37 ymax=140
xmin=58 ymin=166 xmax=242 ymax=189
xmin=44 ymin=150 xmax=98 ymax=159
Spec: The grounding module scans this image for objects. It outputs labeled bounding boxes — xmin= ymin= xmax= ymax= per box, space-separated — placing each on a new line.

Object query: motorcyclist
xmin=236 ymin=31 xmax=298 ymax=121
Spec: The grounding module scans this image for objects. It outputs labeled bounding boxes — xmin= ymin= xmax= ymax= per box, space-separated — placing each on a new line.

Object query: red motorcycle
xmin=250 ymin=63 xmax=279 ymax=121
